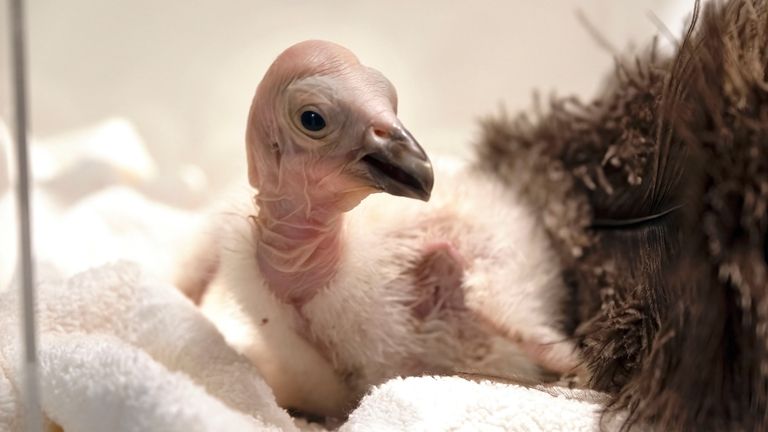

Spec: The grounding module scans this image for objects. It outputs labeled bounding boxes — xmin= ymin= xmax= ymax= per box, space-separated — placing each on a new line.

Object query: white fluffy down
xmin=200 ymin=156 xmax=578 ymax=416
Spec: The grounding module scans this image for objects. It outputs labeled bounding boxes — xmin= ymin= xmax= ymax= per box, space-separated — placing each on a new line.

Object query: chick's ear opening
xmin=246 ymin=140 xmax=260 ymax=187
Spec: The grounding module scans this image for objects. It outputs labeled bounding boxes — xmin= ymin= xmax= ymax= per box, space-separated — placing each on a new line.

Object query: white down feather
xmin=197 ymin=156 xmax=577 ymax=417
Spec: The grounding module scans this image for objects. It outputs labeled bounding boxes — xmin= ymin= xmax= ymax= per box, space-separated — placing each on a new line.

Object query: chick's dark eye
xmin=300 ymin=110 xmax=326 ymax=132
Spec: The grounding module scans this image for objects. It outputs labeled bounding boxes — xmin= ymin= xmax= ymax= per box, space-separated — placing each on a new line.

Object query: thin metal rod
xmin=9 ymin=0 xmax=43 ymax=430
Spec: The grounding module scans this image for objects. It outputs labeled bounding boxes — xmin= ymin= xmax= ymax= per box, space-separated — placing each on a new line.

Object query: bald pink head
xmin=247 ymin=41 xmax=433 ymax=308
xmin=255 ymin=40 xmax=384 ymax=102
xmin=246 ymin=40 xmax=432 ymax=212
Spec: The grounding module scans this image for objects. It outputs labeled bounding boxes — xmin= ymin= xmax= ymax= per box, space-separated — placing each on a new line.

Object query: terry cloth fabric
xmin=0 ymin=262 xmax=298 ymax=431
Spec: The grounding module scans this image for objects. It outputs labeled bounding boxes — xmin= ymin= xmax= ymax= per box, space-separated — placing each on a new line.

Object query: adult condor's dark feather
xmin=475 ymin=0 xmax=768 ymax=430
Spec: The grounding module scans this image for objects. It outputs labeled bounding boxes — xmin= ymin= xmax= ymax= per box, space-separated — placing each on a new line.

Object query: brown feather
xmin=475 ymin=0 xmax=768 ymax=429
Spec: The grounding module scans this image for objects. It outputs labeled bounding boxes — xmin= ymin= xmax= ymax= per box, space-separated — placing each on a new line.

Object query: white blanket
xmin=345 ymin=376 xmax=624 ymax=431
xmin=0 ymin=262 xmax=297 ymax=431
xmin=0 ymin=119 xmax=620 ymax=431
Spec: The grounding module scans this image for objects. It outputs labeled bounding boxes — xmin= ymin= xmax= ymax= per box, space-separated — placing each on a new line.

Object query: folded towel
xmin=0 ymin=262 xmax=298 ymax=431
xmin=344 ymin=376 xmax=623 ymax=432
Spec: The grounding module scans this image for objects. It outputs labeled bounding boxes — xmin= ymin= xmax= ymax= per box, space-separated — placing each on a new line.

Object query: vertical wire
xmin=9 ymin=0 xmax=43 ymax=430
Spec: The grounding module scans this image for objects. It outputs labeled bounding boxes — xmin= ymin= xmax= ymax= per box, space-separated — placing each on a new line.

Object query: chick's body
xmin=181 ymin=40 xmax=577 ymax=418
xmin=199 ymin=157 xmax=575 ymax=417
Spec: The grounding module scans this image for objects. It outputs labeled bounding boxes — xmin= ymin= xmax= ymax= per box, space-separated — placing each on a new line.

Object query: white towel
xmin=344 ymin=376 xmax=626 ymax=432
xmin=0 ymin=262 xmax=298 ymax=431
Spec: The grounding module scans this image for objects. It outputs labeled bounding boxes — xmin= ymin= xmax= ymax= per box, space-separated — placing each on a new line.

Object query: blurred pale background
xmin=0 ymin=0 xmax=694 ymax=286
xmin=3 ymin=0 xmax=693 ymax=197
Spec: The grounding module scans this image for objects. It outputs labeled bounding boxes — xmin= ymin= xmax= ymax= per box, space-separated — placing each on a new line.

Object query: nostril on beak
xmin=373 ymin=127 xmax=388 ymax=139
xmin=361 ymin=122 xmax=433 ymax=201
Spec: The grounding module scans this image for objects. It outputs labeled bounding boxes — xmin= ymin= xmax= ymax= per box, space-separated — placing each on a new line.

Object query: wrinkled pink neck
xmin=254 ymin=190 xmax=344 ymax=308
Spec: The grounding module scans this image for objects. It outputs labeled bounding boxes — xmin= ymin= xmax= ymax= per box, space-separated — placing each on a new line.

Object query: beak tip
xmin=418 ymin=165 xmax=434 ymax=201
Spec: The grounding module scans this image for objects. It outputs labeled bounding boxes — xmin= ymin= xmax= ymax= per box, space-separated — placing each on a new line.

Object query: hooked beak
xmin=360 ymin=123 xmax=434 ymax=201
